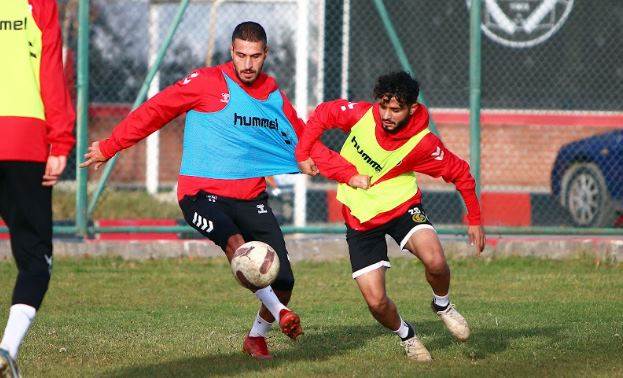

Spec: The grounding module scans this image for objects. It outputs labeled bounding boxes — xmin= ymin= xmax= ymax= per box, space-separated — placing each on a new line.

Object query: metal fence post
xmin=87 ymin=0 xmax=190 ymax=218
xmin=372 ymin=0 xmax=440 ymax=137
xmin=469 ymin=0 xmax=483 ymax=198
xmin=75 ymin=0 xmax=90 ymax=237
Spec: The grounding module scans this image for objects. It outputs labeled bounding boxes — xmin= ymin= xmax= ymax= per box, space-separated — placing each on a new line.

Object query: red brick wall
xmin=420 ymin=110 xmax=622 ymax=190
xmin=89 ymin=105 xmax=622 ymax=190
xmin=423 ymin=122 xmax=619 ymax=189
xmin=88 ymin=105 xmax=184 ymax=185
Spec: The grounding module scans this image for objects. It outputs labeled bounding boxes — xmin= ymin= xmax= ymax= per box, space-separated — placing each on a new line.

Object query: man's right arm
xmin=294 ymin=99 xmax=370 ymax=163
xmin=295 ymin=100 xmax=371 ymax=188
xmin=98 ymin=69 xmax=210 ymax=159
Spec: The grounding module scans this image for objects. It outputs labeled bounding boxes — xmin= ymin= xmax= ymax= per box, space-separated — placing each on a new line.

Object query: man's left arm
xmin=281 ymin=93 xmax=357 ymax=184
xmin=408 ymin=134 xmax=485 ymax=254
xmin=37 ymin=1 xmax=76 ymax=185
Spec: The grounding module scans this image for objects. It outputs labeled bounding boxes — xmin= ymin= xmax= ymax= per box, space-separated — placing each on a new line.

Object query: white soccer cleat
xmin=0 ymin=348 xmax=20 ymax=378
xmin=400 ymin=336 xmax=432 ymax=362
xmin=433 ymin=302 xmax=470 ymax=341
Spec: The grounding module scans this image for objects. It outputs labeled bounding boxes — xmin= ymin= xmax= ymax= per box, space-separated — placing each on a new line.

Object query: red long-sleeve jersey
xmin=99 ymin=62 xmax=357 ymax=201
xmin=296 ymin=100 xmax=482 ymax=231
xmin=0 ymin=0 xmax=75 ymax=161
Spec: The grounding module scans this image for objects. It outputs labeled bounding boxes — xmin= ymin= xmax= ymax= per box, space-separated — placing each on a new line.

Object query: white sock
xmin=392 ymin=317 xmax=412 ymax=339
xmin=254 ymin=286 xmax=287 ymax=321
xmin=433 ymin=293 xmax=450 ymax=308
xmin=249 ymin=312 xmax=273 ymax=338
xmin=0 ymin=304 xmax=36 ymax=359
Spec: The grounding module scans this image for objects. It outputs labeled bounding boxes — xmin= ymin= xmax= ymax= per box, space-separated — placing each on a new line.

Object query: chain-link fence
xmin=476 ymin=0 xmax=623 ymax=229
xmin=325 ymin=0 xmax=622 ymax=230
xmin=49 ymin=0 xmax=622 ymax=235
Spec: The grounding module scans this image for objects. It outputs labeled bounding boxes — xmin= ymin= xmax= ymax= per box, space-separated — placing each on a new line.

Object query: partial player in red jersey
xmin=0 ymin=0 xmax=75 ymax=376
xmin=296 ymin=72 xmax=486 ymax=361
xmin=81 ymin=22 xmax=356 ymax=360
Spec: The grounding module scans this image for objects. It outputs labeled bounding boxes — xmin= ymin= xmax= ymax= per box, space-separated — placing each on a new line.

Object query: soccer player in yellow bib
xmin=296 ymin=72 xmax=486 ymax=361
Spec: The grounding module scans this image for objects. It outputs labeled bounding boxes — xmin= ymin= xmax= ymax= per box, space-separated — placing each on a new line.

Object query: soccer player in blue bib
xmin=81 ymin=22 xmax=357 ymax=360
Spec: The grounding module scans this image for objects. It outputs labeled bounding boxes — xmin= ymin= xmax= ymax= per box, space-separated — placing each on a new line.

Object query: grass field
xmin=52 ymin=189 xmax=181 ymax=220
xmin=0 ymin=256 xmax=621 ymax=377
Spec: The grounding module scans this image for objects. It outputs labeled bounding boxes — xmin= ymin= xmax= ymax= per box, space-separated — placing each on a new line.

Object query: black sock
xmin=400 ymin=323 xmax=415 ymax=341
xmin=432 ymin=299 xmax=449 ymax=312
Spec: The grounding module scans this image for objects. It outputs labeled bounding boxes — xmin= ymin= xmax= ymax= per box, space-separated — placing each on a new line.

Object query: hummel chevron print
xmin=432 ymin=146 xmax=444 ymax=161
xmin=192 ymin=212 xmax=214 ymax=233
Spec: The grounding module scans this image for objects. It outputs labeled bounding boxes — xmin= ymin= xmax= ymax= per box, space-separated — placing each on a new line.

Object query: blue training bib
xmin=179 ymin=73 xmax=299 ymax=179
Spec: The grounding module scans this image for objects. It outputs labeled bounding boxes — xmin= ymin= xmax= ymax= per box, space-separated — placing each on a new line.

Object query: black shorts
xmin=179 ymin=191 xmax=295 ymax=291
xmin=346 ymin=204 xmax=435 ymax=279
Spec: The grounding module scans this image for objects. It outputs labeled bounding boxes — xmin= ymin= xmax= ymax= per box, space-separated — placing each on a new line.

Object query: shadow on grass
xmin=105 ymin=321 xmax=563 ymax=376
xmin=105 ymin=324 xmax=386 ymax=377
xmin=419 ymin=321 xmax=564 ymax=361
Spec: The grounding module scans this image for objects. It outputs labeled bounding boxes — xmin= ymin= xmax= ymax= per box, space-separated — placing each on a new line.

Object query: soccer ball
xmin=231 ymin=241 xmax=280 ymax=290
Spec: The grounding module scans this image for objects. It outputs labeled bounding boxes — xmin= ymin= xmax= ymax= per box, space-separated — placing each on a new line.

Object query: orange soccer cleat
xmin=278 ymin=309 xmax=303 ymax=340
xmin=242 ymin=335 xmax=272 ymax=360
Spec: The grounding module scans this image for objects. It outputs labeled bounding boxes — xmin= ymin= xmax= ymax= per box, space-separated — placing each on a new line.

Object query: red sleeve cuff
xmin=466 ymin=214 xmax=482 ymax=226
xmin=334 ymin=167 xmax=359 ymax=184
xmin=295 ymin=148 xmax=310 ymax=162
xmin=99 ymin=138 xmax=121 ymax=159
xmin=50 ymin=143 xmax=73 ymax=157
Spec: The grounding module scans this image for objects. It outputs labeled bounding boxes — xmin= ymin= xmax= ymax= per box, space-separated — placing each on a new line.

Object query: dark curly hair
xmin=232 ymin=22 xmax=267 ymax=46
xmin=373 ymin=71 xmax=420 ymax=106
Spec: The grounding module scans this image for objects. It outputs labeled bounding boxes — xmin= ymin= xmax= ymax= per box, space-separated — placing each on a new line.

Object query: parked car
xmin=551 ymin=130 xmax=623 ymax=227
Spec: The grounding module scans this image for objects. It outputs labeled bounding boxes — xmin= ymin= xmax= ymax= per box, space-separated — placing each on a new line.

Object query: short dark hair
xmin=232 ymin=21 xmax=267 ymax=46
xmin=373 ymin=71 xmax=420 ymax=106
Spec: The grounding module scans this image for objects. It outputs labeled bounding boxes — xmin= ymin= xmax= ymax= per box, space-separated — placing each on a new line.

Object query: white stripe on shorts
xmin=399 ymin=224 xmax=436 ymax=251
xmin=352 ymin=260 xmax=391 ymax=279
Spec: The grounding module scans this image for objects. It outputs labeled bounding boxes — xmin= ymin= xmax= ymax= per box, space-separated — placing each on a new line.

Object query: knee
xmin=425 ymin=256 xmax=449 ymax=276
xmin=17 ymin=255 xmax=52 ymax=278
xmin=366 ymin=294 xmax=391 ymax=314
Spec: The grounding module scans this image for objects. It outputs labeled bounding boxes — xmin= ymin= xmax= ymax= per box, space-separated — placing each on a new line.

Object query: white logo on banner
xmin=466 ymin=0 xmax=574 ymax=48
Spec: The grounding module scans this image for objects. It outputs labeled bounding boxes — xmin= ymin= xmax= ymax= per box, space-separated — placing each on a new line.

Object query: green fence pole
xmin=87 ymin=0 xmax=190 ymax=217
xmin=469 ymin=0 xmax=483 ymax=198
xmin=1 ymin=226 xmax=77 ymax=234
xmin=75 ymin=0 xmax=90 ymax=237
xmin=2 ymin=224 xmax=620 ymax=236
xmin=69 ymin=225 xmax=622 ymax=236
xmin=372 ymin=0 xmax=440 ymax=136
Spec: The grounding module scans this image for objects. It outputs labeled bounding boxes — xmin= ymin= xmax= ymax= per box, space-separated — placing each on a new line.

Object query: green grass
xmin=0 ymin=256 xmax=621 ymax=377
xmin=52 ymin=189 xmax=181 ymax=220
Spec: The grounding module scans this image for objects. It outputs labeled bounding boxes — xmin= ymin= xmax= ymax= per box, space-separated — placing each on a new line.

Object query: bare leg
xmin=403 ymin=229 xmax=450 ymax=296
xmin=355 ymin=267 xmax=401 ymax=330
xmin=223 ymin=234 xmax=245 ymax=262
xmin=224 ymin=234 xmax=291 ymax=323
xmin=404 ymin=228 xmax=470 ymax=341
xmin=258 ymin=290 xmax=290 ymax=322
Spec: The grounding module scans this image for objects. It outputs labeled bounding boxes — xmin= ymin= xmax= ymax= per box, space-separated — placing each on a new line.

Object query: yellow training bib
xmin=0 ymin=0 xmax=45 ymax=120
xmin=336 ymin=108 xmax=429 ymax=223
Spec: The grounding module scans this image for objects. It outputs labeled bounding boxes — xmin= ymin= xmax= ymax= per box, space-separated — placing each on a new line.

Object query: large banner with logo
xmin=339 ymin=0 xmax=622 ymax=111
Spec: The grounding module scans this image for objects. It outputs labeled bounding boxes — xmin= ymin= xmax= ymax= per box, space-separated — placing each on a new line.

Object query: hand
xmin=348 ymin=174 xmax=371 ymax=189
xmin=42 ymin=155 xmax=67 ymax=186
xmin=297 ymin=157 xmax=319 ymax=176
xmin=79 ymin=141 xmax=108 ymax=170
xmin=467 ymin=225 xmax=486 ymax=255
